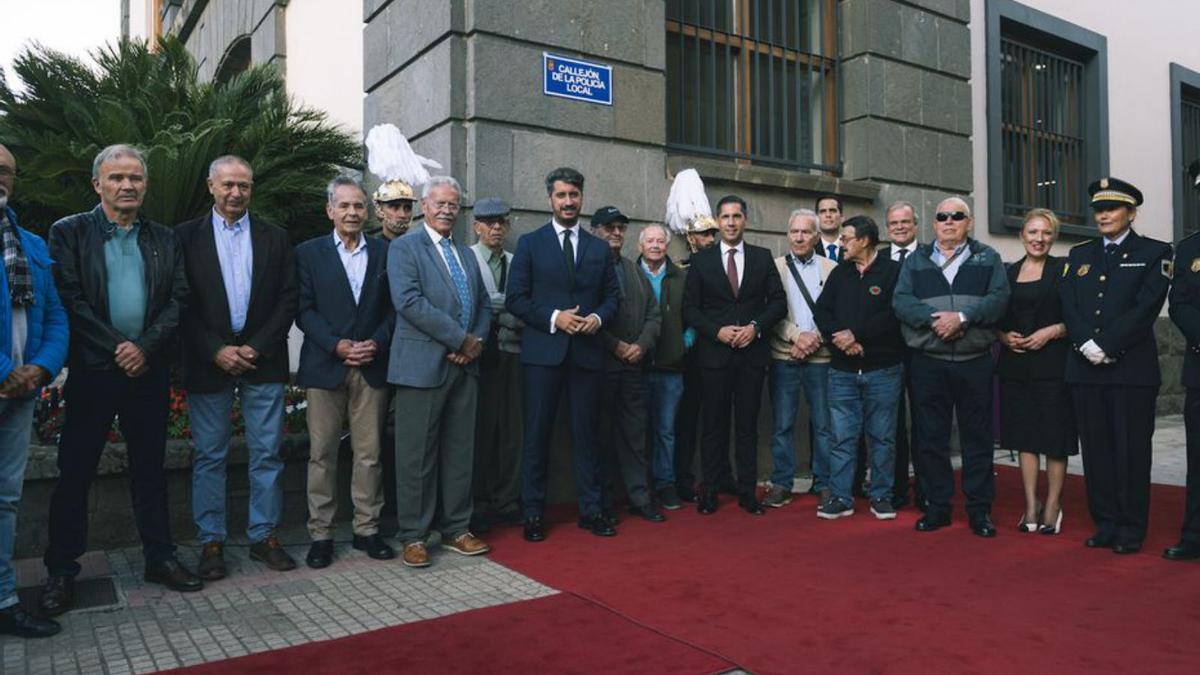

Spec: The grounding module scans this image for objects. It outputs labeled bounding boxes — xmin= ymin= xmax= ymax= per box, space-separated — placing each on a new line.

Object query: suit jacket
xmin=1171 ymin=232 xmax=1200 ymax=388
xmin=600 ymin=255 xmax=661 ymax=371
xmin=997 ymin=255 xmax=1069 ymax=381
xmin=682 ymin=241 xmax=787 ymax=368
xmin=815 ymin=240 xmax=843 ymax=262
xmin=175 ymin=213 xmax=297 ymax=392
xmin=505 ymin=222 xmax=620 ymax=370
xmin=771 ymin=253 xmax=836 ymax=363
xmin=1060 ymin=230 xmax=1171 ymax=386
xmin=387 ymin=226 xmax=491 ymax=388
xmin=294 ymin=234 xmax=393 ymax=390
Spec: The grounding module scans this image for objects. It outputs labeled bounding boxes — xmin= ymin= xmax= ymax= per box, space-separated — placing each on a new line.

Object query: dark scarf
xmin=1 ymin=212 xmax=35 ymax=307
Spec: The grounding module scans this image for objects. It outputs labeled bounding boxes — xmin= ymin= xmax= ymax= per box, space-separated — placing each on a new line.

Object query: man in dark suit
xmin=176 ymin=155 xmax=299 ymax=579
xmin=389 ymin=176 xmax=492 ymax=568
xmin=814 ymin=195 xmax=844 ymax=262
xmin=1061 ymin=178 xmax=1171 ymax=555
xmin=295 ymin=176 xmax=394 ymax=569
xmin=1166 ymin=161 xmax=1200 ymax=561
xmin=505 ymin=167 xmax=620 ymax=541
xmin=682 ymin=194 xmax=787 ymax=515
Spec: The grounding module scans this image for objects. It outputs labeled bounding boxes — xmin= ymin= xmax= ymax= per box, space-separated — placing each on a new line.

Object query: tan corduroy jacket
xmin=771 ymin=253 xmax=837 ymax=363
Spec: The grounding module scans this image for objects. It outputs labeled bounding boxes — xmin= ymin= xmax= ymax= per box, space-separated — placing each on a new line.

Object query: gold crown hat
xmin=665 ymin=168 xmax=716 ymax=235
xmin=365 ymin=123 xmax=442 ymax=203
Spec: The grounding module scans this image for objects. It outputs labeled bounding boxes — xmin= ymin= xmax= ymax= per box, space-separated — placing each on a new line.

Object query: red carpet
xmin=173 ymin=593 xmax=732 ymax=674
xmin=179 ymin=467 xmax=1200 ymax=674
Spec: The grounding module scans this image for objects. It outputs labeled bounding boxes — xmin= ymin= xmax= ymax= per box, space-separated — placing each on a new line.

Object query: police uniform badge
xmin=1191 ymin=257 xmax=1200 ymax=274
xmin=1076 ymin=264 xmax=1090 ymax=277
xmin=1062 ymin=262 xmax=1070 ymax=277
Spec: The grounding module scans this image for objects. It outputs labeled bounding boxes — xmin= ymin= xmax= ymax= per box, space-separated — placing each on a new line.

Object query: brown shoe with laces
xmin=249 ymin=535 xmax=297 ymax=571
xmin=197 ymin=542 xmax=227 ymax=580
xmin=442 ymin=532 xmax=490 ymax=556
xmin=402 ymin=542 xmax=431 ymax=568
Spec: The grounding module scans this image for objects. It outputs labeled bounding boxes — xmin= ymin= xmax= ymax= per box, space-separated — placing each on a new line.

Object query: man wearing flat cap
xmin=591 ymin=206 xmax=663 ymax=524
xmin=1060 ymin=177 xmax=1171 ymax=555
xmin=1165 ymin=161 xmax=1200 ymax=561
xmin=468 ymin=197 xmax=524 ymax=533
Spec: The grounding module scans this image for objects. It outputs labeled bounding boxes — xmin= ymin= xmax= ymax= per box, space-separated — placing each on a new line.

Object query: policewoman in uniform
xmin=1060 ymin=178 xmax=1172 ymax=554
xmin=1164 ymin=160 xmax=1200 ymax=561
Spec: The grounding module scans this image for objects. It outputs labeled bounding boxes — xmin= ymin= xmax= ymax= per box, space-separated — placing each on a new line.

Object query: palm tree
xmin=0 ymin=36 xmax=360 ymax=241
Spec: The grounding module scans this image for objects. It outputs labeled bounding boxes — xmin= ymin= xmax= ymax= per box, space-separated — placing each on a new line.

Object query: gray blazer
xmin=387 ymin=226 xmax=492 ymax=388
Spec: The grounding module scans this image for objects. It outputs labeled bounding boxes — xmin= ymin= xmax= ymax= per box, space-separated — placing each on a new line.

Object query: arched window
xmin=214 ymin=36 xmax=251 ymax=85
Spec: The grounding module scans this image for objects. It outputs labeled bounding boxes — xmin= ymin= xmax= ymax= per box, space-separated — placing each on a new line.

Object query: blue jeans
xmin=829 ymin=365 xmax=903 ymax=503
xmin=190 ymin=383 xmax=285 ymax=543
xmin=0 ymin=398 xmax=34 ymax=609
xmin=644 ymin=371 xmax=684 ymax=490
xmin=769 ymin=360 xmax=833 ymax=491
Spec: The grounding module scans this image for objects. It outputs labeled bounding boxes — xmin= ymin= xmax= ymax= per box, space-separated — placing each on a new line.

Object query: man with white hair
xmin=893 ymin=197 xmax=1009 ymax=537
xmin=388 ymin=176 xmax=492 ymax=568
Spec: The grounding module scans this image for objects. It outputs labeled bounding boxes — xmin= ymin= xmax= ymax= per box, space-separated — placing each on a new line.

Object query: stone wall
xmin=165 ymin=0 xmax=287 ymax=81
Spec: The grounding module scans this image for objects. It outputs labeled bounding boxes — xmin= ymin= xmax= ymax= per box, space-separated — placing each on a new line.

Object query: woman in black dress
xmin=998 ymin=209 xmax=1078 ymax=534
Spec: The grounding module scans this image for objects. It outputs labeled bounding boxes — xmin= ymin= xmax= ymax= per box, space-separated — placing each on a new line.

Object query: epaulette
xmin=1069 ymin=238 xmax=1094 ymax=249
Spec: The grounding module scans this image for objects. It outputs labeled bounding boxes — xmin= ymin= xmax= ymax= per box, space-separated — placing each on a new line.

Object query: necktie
xmin=1105 ymin=242 xmax=1118 ymax=256
xmin=497 ymin=254 xmax=507 ymax=292
xmin=439 ymin=238 xmax=473 ymax=330
xmin=827 ymin=244 xmax=838 ymax=261
xmin=898 ymin=248 xmax=908 ymax=263
xmin=726 ymin=248 xmax=739 ymax=296
xmin=562 ymin=229 xmax=575 ymax=285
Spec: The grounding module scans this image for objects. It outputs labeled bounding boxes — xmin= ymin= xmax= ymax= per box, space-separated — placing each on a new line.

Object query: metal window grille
xmin=1182 ymin=88 xmax=1200 ymax=237
xmin=999 ymin=36 xmax=1087 ymax=226
xmin=665 ymin=0 xmax=840 ymax=171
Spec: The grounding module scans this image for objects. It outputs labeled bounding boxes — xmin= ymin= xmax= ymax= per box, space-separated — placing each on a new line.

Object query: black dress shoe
xmin=0 ymin=605 xmax=61 ymax=639
xmin=601 ymin=509 xmax=619 ymax=527
xmin=144 ymin=560 xmax=204 ymax=592
xmin=629 ymin=504 xmax=666 ymax=522
xmin=353 ymin=534 xmax=396 ymax=560
xmin=306 ymin=540 xmax=334 ymax=568
xmin=697 ymin=492 xmax=719 ymax=515
xmin=738 ymin=496 xmax=766 ymax=516
xmin=1085 ymin=532 xmax=1117 ymax=549
xmin=577 ymin=513 xmax=617 ymax=537
xmin=969 ymin=515 xmax=997 ymax=538
xmin=38 ymin=575 xmax=74 ymax=617
xmin=1113 ymin=542 xmax=1142 ymax=555
xmin=915 ymin=514 xmax=951 ymax=532
xmin=1163 ymin=541 xmax=1200 ymax=561
xmin=523 ymin=517 xmax=546 ymax=542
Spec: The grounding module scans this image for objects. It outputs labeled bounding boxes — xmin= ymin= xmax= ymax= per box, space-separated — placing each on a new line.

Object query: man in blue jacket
xmin=296 ymin=176 xmax=395 ymax=569
xmin=893 ymin=197 xmax=1009 ymax=537
xmin=0 ymin=144 xmax=68 ymax=638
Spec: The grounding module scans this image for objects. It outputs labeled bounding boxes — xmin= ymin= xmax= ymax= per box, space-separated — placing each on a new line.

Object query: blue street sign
xmin=542 ymin=52 xmax=613 ymax=106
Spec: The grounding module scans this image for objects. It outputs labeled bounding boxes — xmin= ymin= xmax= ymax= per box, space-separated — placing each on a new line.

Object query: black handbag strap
xmin=785 ymin=255 xmax=818 ymax=313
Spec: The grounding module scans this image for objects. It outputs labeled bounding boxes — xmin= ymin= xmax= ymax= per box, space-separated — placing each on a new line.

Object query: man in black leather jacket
xmin=39 ymin=144 xmax=200 ymax=619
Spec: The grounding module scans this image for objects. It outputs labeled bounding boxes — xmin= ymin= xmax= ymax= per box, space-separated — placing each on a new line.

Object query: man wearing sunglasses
xmin=1062 ymin=178 xmax=1171 ymax=555
xmin=893 ymin=198 xmax=1010 ymax=537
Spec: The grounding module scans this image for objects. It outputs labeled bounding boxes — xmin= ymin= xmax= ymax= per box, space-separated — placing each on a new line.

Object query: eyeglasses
xmin=935 ymin=211 xmax=969 ymax=222
xmin=429 ymin=201 xmax=461 ymax=212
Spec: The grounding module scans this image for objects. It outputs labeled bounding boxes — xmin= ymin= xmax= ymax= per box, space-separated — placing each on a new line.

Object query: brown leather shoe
xmin=249 ymin=535 xmax=297 ymax=571
xmin=402 ymin=542 xmax=431 ymax=568
xmin=442 ymin=532 xmax=490 ymax=556
xmin=197 ymin=542 xmax=227 ymax=581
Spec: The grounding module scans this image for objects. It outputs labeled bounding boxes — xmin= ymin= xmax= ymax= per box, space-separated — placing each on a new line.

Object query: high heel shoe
xmin=1018 ymin=503 xmax=1041 ymax=533
xmin=1039 ymin=507 xmax=1063 ymax=535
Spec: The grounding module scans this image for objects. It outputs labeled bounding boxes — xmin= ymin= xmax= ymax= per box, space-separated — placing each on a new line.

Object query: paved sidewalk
xmin=2 ymin=415 xmax=1190 ymax=674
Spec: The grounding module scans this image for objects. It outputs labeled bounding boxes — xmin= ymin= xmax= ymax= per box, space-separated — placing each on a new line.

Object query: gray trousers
xmin=599 ymin=366 xmax=651 ymax=508
xmin=472 ymin=351 xmax=523 ymax=516
xmin=394 ymin=364 xmax=478 ymax=544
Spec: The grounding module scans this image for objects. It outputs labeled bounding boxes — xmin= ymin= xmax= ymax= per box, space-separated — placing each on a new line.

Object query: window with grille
xmin=1179 ymin=86 xmax=1200 ymax=238
xmin=665 ymin=0 xmax=840 ymax=172
xmin=986 ymin=0 xmax=1108 ymax=237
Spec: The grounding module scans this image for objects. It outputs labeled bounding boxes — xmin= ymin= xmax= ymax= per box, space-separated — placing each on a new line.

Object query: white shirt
xmin=1104 ymin=229 xmax=1131 ymax=248
xmin=720 ymin=240 xmax=745 ymax=287
xmin=820 ymin=236 xmax=841 ymax=261
xmin=785 ymin=254 xmax=822 ymax=332
xmin=333 ymin=231 xmax=368 ymax=304
xmin=552 ymin=219 xmax=581 ymax=262
xmin=423 ymin=222 xmax=466 ymax=278
xmin=889 ymin=241 xmax=918 ymax=262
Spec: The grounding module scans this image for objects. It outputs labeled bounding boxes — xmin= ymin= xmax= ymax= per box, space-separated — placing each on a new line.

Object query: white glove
xmin=1080 ymin=339 xmax=1107 ymax=365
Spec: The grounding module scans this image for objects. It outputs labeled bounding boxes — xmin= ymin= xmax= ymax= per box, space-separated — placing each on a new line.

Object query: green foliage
xmin=0 ymin=36 xmax=360 ymax=241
